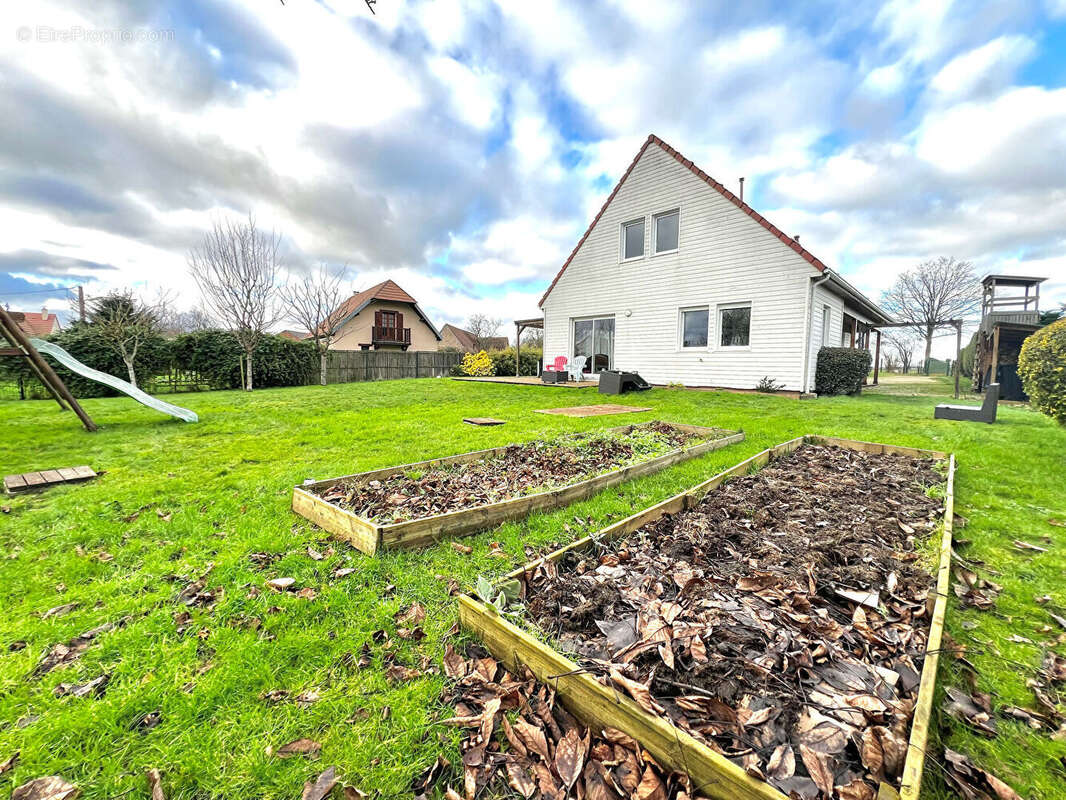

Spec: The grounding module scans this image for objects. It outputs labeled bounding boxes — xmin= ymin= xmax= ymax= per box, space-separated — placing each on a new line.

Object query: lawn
xmin=1 ymin=376 xmax=1064 ymax=799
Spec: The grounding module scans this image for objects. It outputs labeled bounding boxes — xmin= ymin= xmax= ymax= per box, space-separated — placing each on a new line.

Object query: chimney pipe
xmin=739 ymin=177 xmax=745 ymax=203
xmin=793 ymin=234 xmax=800 ymax=243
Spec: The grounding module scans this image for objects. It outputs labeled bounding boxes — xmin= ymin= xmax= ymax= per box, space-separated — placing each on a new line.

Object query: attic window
xmin=653 ymin=209 xmax=679 ymax=254
xmin=621 ymin=218 xmax=644 ymax=260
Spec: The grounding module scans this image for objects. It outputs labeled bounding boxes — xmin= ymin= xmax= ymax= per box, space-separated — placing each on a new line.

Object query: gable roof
xmin=540 ymin=134 xmax=834 ymax=308
xmin=324 ymin=279 xmax=441 ymax=339
xmin=14 ymin=309 xmax=62 ymax=336
xmin=441 ymin=324 xmax=508 ymax=351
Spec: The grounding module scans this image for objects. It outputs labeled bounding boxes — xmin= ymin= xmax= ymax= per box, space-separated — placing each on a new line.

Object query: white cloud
xmin=929 ymin=35 xmax=1036 ymax=99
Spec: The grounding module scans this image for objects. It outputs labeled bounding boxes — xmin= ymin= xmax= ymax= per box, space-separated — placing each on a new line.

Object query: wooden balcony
xmin=372 ymin=326 xmax=411 ymax=347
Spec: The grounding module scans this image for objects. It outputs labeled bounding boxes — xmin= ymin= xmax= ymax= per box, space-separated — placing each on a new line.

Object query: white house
xmin=540 ymin=135 xmax=891 ymax=393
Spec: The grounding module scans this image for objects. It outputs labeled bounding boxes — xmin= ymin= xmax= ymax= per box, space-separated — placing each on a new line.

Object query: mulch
xmin=534 ymin=405 xmax=653 ymax=418
xmin=517 ymin=444 xmax=945 ymax=799
xmin=313 ymin=423 xmax=701 ymax=524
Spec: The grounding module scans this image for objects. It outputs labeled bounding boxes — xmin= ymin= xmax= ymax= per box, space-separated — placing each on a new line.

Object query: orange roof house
xmin=324 ymin=279 xmax=441 ymax=352
xmin=440 ymin=324 xmax=509 ymax=352
xmin=15 ymin=307 xmax=62 ymax=336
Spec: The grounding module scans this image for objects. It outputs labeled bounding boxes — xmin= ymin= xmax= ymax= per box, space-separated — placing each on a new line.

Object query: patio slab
xmin=534 ymin=403 xmax=652 ymax=417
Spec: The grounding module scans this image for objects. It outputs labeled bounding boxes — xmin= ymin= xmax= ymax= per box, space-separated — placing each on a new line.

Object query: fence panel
xmin=325 ymin=349 xmax=459 ymax=385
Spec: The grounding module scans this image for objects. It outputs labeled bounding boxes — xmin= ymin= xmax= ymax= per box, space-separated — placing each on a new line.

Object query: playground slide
xmin=30 ymin=338 xmax=199 ymax=423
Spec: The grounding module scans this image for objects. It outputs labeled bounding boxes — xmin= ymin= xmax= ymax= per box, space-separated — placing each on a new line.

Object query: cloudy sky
xmin=1 ymin=0 xmax=1064 ymax=352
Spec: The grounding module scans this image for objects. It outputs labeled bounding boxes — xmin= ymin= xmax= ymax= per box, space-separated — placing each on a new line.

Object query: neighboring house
xmin=440 ymin=323 xmax=508 ymax=352
xmin=15 ymin=307 xmax=62 ymax=336
xmin=539 ymin=134 xmax=891 ymax=392
xmin=325 ymin=279 xmax=441 ymax=351
xmin=278 ymin=330 xmax=309 ymax=341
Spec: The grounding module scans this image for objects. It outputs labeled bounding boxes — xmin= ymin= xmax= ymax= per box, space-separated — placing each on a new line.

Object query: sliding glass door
xmin=573 ymin=316 xmax=614 ymax=374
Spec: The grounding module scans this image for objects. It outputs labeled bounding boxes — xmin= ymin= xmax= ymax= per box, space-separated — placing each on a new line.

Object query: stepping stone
xmin=463 ymin=417 xmax=506 ymax=426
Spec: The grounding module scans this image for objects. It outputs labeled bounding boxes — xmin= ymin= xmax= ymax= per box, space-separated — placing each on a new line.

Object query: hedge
xmin=1018 ymin=318 xmax=1066 ymax=425
xmin=815 ymin=347 xmax=872 ymax=396
xmin=170 ymin=330 xmax=316 ymax=389
xmin=488 ymin=347 xmax=543 ymax=377
xmin=0 ymin=324 xmax=172 ymax=398
xmin=3 ymin=328 xmax=316 ymax=397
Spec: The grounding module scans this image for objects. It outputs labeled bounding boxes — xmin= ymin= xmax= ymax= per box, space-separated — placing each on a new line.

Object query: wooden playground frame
xmin=0 ymin=305 xmax=97 ymax=431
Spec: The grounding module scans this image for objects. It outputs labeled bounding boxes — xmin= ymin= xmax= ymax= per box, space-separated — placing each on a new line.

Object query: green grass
xmin=1 ymin=375 xmax=1064 ymax=798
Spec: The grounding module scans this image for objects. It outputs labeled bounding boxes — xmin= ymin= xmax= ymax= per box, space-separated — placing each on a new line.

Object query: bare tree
xmin=188 ymin=215 xmax=282 ymax=390
xmin=280 ymin=263 xmax=348 ymax=385
xmin=881 ymin=257 xmax=980 ymax=374
xmin=521 ymin=327 xmax=543 ymax=348
xmin=466 ymin=313 xmax=504 ymax=350
xmin=882 ymin=330 xmax=918 ymax=374
xmin=87 ymin=289 xmax=164 ymax=387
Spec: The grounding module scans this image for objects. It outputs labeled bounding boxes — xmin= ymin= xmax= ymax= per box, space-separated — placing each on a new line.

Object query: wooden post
xmin=77 ymin=285 xmax=86 ymax=322
xmin=0 ymin=306 xmax=96 ymax=431
xmin=990 ymin=325 xmax=1000 ymax=388
xmin=850 ymin=317 xmax=856 ymax=348
xmin=515 ymin=322 xmax=521 ymax=377
xmin=1 ymin=324 xmax=68 ymax=411
xmin=953 ymin=320 xmax=961 ymax=399
xmin=873 ymin=329 xmax=881 ymax=385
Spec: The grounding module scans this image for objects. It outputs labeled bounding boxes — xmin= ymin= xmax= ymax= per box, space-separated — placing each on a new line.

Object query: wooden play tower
xmin=972 ymin=274 xmax=1046 ymax=401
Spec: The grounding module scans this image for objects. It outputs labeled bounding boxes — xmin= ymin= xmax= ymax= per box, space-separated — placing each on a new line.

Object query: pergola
xmin=513 ymin=317 xmax=543 ymax=378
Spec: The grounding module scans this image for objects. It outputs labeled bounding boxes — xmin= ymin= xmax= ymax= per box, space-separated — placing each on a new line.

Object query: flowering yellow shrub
xmin=460 ymin=350 xmax=494 ymax=377
xmin=1018 ymin=318 xmax=1066 ymax=425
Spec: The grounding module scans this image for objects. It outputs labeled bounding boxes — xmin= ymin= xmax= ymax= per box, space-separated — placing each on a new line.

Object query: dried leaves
xmin=434 ymin=644 xmax=697 ymax=800
xmin=943 ymin=749 xmax=1022 ymax=800
xmin=521 ymin=444 xmax=945 ymax=799
xmin=10 ymin=776 xmax=79 ymax=800
xmin=317 ymin=425 xmax=701 ymax=524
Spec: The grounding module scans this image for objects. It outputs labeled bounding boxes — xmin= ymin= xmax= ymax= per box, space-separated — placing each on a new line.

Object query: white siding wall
xmin=543 ymin=143 xmax=822 ymax=391
xmin=806 ymin=285 xmax=843 ymax=390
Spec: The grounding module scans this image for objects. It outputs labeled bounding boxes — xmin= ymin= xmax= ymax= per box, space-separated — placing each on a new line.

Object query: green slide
xmin=30 ymin=338 xmax=198 ymax=423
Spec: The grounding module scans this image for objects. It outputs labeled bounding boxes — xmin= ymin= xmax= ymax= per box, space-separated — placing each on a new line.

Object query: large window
xmin=653 ymin=209 xmax=679 ymax=254
xmin=680 ymin=307 xmax=708 ymax=348
xmin=573 ymin=317 xmax=615 ymax=373
xmin=621 ymin=218 xmax=644 ymax=260
xmin=718 ymin=303 xmax=751 ymax=347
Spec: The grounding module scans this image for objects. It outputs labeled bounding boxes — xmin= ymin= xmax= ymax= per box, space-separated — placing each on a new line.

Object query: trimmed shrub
xmin=460 ymin=350 xmax=493 ymax=377
xmin=171 ymin=330 xmax=316 ymax=390
xmin=815 ymin=347 xmax=872 ymax=396
xmin=488 ymin=347 xmax=543 ymax=377
xmin=1018 ymin=318 xmax=1066 ymax=424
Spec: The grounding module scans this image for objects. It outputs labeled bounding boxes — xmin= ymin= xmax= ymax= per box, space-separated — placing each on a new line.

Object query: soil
xmin=316 ymin=423 xmax=711 ymax=524
xmin=521 ymin=443 xmax=945 ymax=799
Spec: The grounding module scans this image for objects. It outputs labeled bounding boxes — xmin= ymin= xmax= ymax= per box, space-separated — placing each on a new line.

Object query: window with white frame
xmin=653 ymin=209 xmax=679 ymax=254
xmin=680 ymin=307 xmax=709 ymax=348
xmin=621 ymin=218 xmax=644 ymax=260
xmin=718 ymin=303 xmax=751 ymax=347
xmin=821 ymin=304 xmax=831 ymax=346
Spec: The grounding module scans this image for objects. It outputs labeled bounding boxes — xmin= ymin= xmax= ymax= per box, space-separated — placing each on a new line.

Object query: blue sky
xmin=0 ymin=0 xmax=1064 ymax=353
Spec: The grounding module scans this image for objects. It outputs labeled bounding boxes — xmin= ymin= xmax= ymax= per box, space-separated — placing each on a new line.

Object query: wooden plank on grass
xmin=4 ymin=465 xmax=96 ymax=493
xmin=458 ymin=595 xmax=787 ymax=800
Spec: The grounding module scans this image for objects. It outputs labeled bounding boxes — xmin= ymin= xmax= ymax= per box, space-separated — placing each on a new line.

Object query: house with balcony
xmin=538 ymin=134 xmax=891 ymax=392
xmin=326 ymin=279 xmax=441 ymax=352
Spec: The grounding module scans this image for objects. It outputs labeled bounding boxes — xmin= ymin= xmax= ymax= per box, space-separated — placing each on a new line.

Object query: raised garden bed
xmin=458 ymin=435 xmax=955 ymax=800
xmin=293 ymin=421 xmax=743 ymax=555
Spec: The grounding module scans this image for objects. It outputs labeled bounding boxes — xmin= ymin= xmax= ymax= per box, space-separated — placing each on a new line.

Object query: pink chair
xmin=552 ymin=356 xmax=568 ymax=372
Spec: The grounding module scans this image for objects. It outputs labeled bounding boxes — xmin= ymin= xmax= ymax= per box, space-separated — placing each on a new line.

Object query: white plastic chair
xmin=568 ymin=355 xmax=587 ymax=382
